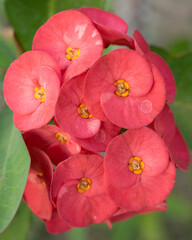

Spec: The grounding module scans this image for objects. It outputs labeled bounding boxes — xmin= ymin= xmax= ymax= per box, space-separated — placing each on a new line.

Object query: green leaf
xmin=0 ymin=34 xmax=17 ymax=87
xmin=0 ymin=201 xmax=32 ymax=240
xmin=0 ymin=106 xmax=30 ymax=233
xmin=150 ymin=46 xmax=192 ymax=149
xmin=5 ymin=0 xmax=108 ymax=51
xmin=0 ymin=35 xmax=16 ymax=68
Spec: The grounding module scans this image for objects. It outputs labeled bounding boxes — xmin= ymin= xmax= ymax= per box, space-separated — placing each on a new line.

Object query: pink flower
xmin=79 ymin=7 xmax=134 ymax=48
xmin=55 ymin=72 xmax=101 ymax=138
xmin=32 ymin=10 xmax=103 ymax=82
xmin=150 ymin=104 xmax=190 ymax=171
xmin=84 ymin=48 xmax=166 ymax=129
xmin=133 ymin=30 xmax=176 ymax=104
xmin=23 ymin=125 xmax=81 ymax=165
xmin=104 ymin=127 xmax=176 ymax=211
xmin=51 ymin=154 xmax=118 ymax=227
xmin=23 ymin=146 xmax=53 ymax=221
xmin=3 ymin=51 xmax=61 ymax=131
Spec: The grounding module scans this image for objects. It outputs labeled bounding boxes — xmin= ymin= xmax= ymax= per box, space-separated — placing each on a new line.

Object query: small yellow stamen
xmin=55 ymin=133 xmax=68 ymax=144
xmin=78 ymin=103 xmax=92 ymax=119
xmin=128 ymin=156 xmax=144 ymax=175
xmin=114 ymin=79 xmax=130 ymax=97
xmin=66 ymin=46 xmax=80 ymax=61
xmin=34 ymin=86 xmax=46 ymax=102
xmin=37 ymin=172 xmax=46 ymax=185
xmin=77 ymin=177 xmax=91 ymax=193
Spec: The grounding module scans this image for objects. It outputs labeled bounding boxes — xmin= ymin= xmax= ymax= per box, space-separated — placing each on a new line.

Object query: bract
xmin=32 ymin=10 xmax=103 ymax=82
xmin=3 ymin=51 xmax=61 ymax=131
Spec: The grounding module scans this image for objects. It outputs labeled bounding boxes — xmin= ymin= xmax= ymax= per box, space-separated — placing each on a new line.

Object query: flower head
xmin=79 ymin=7 xmax=134 ymax=48
xmin=3 ymin=51 xmax=61 ymax=131
xmin=104 ymin=127 xmax=175 ymax=211
xmin=23 ymin=125 xmax=81 ymax=165
xmin=84 ymin=48 xmax=166 ymax=128
xmin=23 ymin=146 xmax=53 ymax=221
xmin=133 ymin=30 xmax=176 ymax=104
xmin=55 ymin=72 xmax=101 ymax=138
xmin=32 ymin=10 xmax=103 ymax=82
xmin=51 ymin=154 xmax=118 ymax=227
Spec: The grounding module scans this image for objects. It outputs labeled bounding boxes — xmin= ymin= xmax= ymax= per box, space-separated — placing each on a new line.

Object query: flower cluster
xmin=3 ymin=7 xmax=190 ymax=234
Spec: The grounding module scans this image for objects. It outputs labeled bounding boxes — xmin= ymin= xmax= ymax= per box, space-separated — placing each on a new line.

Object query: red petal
xmin=107 ymin=161 xmax=175 ymax=211
xmin=46 ymin=209 xmax=73 ymax=234
xmin=100 ymin=65 xmax=166 ymax=129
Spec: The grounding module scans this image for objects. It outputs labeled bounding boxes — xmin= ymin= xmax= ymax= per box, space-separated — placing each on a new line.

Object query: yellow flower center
xmin=78 ymin=103 xmax=92 ymax=119
xmin=66 ymin=46 xmax=80 ymax=61
xmin=128 ymin=156 xmax=144 ymax=174
xmin=77 ymin=177 xmax=92 ymax=193
xmin=55 ymin=133 xmax=68 ymax=144
xmin=114 ymin=80 xmax=130 ymax=97
xmin=34 ymin=86 xmax=46 ymax=102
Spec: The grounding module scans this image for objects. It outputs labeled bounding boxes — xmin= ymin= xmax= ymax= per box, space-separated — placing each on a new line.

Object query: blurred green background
xmin=0 ymin=0 xmax=192 ymax=239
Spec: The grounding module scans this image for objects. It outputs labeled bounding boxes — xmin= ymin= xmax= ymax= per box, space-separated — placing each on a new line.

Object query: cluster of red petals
xmin=3 ymin=7 xmax=190 ymax=234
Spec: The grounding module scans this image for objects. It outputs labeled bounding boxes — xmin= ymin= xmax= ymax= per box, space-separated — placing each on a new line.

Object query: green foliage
xmin=0 ymin=201 xmax=32 ymax=240
xmin=0 ymin=35 xmax=16 ymax=88
xmin=5 ymin=0 xmax=108 ymax=51
xmin=0 ymin=106 xmax=30 ymax=233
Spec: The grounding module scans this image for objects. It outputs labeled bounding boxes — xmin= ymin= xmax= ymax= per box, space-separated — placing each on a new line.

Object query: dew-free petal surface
xmin=51 ymin=154 xmax=104 ymax=203
xmin=107 ymin=161 xmax=175 ymax=211
xmin=168 ymin=126 xmax=190 ymax=171
xmin=57 ymin=182 xmax=117 ymax=227
xmin=23 ymin=147 xmax=53 ymax=221
xmin=13 ymin=66 xmax=60 ymax=131
xmin=147 ymin=51 xmax=176 ymax=104
xmin=3 ymin=51 xmax=61 ymax=115
xmin=84 ymin=49 xmax=153 ymax=121
xmin=100 ymin=65 xmax=166 ymax=129
xmin=79 ymin=7 xmax=134 ymax=48
xmin=152 ymin=105 xmax=190 ymax=171
xmin=75 ymin=121 xmax=121 ymax=152
xmin=33 ymin=10 xmax=103 ymax=80
xmin=46 ymin=209 xmax=72 ymax=234
xmin=133 ymin=30 xmax=150 ymax=54
xmin=104 ymin=127 xmax=169 ymax=196
xmin=56 ymin=73 xmax=101 ymax=138
xmin=110 ymin=201 xmax=167 ymax=223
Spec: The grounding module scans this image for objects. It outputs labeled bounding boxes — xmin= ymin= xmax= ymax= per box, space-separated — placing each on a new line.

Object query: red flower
xmin=84 ymin=48 xmax=166 ymax=128
xmin=51 ymin=154 xmax=118 ymax=227
xmin=109 ymin=201 xmax=167 ymax=224
xmin=32 ymin=10 xmax=103 ymax=82
xmin=150 ymin=104 xmax=190 ymax=171
xmin=55 ymin=72 xmax=101 ymax=139
xmin=23 ymin=125 xmax=81 ymax=165
xmin=104 ymin=127 xmax=176 ymax=211
xmin=133 ymin=30 xmax=176 ymax=104
xmin=23 ymin=146 xmax=53 ymax=221
xmin=46 ymin=209 xmax=72 ymax=234
xmin=3 ymin=51 xmax=61 ymax=131
xmin=75 ymin=120 xmax=121 ymax=152
xmin=79 ymin=7 xmax=134 ymax=48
